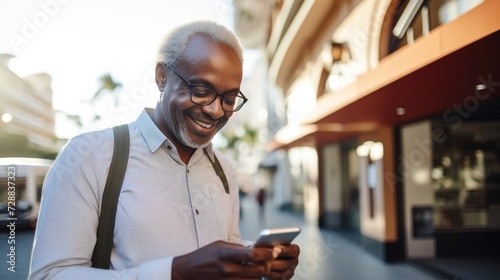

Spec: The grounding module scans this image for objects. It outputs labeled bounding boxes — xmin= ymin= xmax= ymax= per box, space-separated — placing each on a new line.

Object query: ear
xmin=155 ymin=62 xmax=167 ymax=92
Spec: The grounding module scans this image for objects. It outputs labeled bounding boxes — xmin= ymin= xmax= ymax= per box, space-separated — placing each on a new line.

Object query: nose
xmin=201 ymin=96 xmax=225 ymax=119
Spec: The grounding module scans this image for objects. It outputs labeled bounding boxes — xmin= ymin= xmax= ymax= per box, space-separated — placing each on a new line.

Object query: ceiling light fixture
xmin=396 ymin=107 xmax=406 ymax=115
xmin=475 ymin=84 xmax=487 ymax=91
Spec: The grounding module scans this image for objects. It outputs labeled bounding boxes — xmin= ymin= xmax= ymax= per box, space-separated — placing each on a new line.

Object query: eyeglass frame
xmin=163 ymin=63 xmax=248 ymax=112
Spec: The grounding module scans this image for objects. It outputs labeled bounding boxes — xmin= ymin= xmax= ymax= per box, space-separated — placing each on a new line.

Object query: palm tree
xmin=91 ymin=73 xmax=122 ymax=105
xmin=60 ymin=73 xmax=122 ymax=129
xmin=64 ymin=113 xmax=83 ymax=127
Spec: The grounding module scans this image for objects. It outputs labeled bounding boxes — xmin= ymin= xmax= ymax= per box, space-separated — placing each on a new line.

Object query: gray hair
xmin=156 ymin=20 xmax=243 ymax=66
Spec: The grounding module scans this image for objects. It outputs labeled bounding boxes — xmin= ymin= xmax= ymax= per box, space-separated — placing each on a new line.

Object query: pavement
xmin=238 ymin=195 xmax=500 ymax=280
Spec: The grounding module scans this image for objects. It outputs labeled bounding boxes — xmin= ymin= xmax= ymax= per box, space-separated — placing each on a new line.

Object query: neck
xmin=176 ymin=145 xmax=197 ymax=164
xmin=150 ymin=107 xmax=196 ymax=164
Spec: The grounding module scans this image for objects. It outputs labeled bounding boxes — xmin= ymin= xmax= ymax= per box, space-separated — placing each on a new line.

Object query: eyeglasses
xmin=165 ymin=63 xmax=248 ymax=112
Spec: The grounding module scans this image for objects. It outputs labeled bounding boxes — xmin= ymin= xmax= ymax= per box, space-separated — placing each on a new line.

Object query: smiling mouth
xmin=192 ymin=117 xmax=214 ymax=129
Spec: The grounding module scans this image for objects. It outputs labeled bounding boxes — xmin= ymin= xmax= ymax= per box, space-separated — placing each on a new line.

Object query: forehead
xmin=179 ymin=34 xmax=242 ymax=85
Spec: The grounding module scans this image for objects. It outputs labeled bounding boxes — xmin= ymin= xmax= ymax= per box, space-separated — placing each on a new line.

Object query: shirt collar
xmin=137 ymin=108 xmax=215 ymax=160
xmin=137 ymin=109 xmax=169 ymax=153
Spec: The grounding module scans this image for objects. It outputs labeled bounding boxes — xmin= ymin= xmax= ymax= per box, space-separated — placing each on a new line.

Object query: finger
xmin=271 ymin=246 xmax=282 ymax=259
xmin=275 ymin=244 xmax=300 ymax=258
xmin=269 ymin=257 xmax=299 ymax=273
xmin=223 ymin=247 xmax=274 ymax=264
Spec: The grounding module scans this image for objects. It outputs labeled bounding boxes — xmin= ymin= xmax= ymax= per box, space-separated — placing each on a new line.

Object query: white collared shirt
xmin=29 ymin=109 xmax=240 ymax=280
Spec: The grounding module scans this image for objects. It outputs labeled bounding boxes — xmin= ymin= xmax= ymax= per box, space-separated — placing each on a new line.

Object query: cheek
xmin=162 ymin=94 xmax=191 ymax=127
xmin=166 ymin=92 xmax=192 ymax=114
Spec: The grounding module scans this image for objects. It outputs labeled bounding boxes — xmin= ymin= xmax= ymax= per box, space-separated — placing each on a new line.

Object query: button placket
xmin=185 ymin=165 xmax=200 ymax=248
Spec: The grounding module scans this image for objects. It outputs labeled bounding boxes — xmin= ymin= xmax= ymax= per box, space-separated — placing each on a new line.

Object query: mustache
xmin=187 ymin=111 xmax=226 ymax=125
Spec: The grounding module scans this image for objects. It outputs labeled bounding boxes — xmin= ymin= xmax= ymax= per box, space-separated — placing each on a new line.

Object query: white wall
xmin=359 ymin=154 xmax=386 ymax=241
xmin=401 ymin=121 xmax=436 ymax=258
xmin=321 ymin=144 xmax=343 ymax=227
xmin=271 ymin=150 xmax=293 ymax=207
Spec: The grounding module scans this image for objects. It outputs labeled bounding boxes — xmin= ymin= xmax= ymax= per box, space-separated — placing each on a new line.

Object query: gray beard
xmin=178 ymin=123 xmax=212 ymax=149
xmin=162 ymin=105 xmax=213 ymax=149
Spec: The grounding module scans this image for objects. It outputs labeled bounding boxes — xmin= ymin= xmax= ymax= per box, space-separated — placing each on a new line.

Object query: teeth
xmin=194 ymin=119 xmax=213 ymax=128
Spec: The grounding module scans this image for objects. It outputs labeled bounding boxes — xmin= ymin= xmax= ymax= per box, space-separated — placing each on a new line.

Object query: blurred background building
xmin=0 ymin=54 xmax=60 ymax=156
xmin=232 ymin=0 xmax=500 ymax=263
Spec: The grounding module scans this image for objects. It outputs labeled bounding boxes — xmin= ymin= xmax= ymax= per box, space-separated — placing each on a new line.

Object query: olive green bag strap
xmin=91 ymin=124 xmax=130 ymax=269
xmin=213 ymin=154 xmax=229 ymax=194
xmin=204 ymin=148 xmax=230 ymax=194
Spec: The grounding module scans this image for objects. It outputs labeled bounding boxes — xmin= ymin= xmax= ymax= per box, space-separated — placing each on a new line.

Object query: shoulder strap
xmin=91 ymin=124 xmax=130 ymax=269
xmin=213 ymin=155 xmax=229 ymax=194
xmin=205 ymin=149 xmax=229 ymax=194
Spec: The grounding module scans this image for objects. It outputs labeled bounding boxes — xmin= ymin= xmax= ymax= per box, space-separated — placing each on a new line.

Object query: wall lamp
xmin=356 ymin=141 xmax=384 ymax=161
xmin=330 ymin=41 xmax=351 ymax=64
xmin=393 ymin=0 xmax=425 ymax=39
xmin=321 ymin=41 xmax=351 ymax=69
xmin=330 ymin=42 xmax=351 ymax=63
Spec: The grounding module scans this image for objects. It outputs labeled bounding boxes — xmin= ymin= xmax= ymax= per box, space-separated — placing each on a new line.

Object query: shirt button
xmin=187 ymin=169 xmax=190 ymax=173
xmin=195 ymin=209 xmax=199 ymax=215
xmin=167 ymin=145 xmax=172 ymax=150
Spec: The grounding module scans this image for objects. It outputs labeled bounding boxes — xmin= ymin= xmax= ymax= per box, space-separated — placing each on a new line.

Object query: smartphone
xmin=253 ymin=227 xmax=301 ymax=248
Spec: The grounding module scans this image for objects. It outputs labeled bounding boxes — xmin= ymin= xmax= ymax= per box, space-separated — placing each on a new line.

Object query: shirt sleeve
xmin=29 ymin=131 xmax=174 ymax=280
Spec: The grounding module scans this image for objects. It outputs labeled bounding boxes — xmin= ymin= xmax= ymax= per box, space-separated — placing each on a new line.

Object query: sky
xmin=0 ymin=0 xmax=236 ymax=139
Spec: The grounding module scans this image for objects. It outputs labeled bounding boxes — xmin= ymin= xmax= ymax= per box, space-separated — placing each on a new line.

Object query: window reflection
xmin=433 ymin=121 xmax=500 ymax=229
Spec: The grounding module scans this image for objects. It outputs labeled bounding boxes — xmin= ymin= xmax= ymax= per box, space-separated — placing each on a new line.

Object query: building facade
xmin=0 ymin=55 xmax=58 ymax=153
xmin=251 ymin=0 xmax=500 ymax=262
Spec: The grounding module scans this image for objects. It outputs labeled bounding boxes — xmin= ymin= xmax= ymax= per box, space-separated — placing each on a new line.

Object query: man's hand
xmin=172 ymin=240 xmax=276 ymax=280
xmin=264 ymin=244 xmax=300 ymax=280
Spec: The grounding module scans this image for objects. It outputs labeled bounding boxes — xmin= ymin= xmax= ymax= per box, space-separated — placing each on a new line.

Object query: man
xmin=29 ymin=20 xmax=300 ymax=280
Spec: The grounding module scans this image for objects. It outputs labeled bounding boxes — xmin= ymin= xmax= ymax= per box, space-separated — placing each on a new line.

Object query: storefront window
xmin=438 ymin=0 xmax=483 ymax=24
xmin=389 ymin=0 xmax=484 ymax=54
xmin=432 ymin=121 xmax=500 ymax=229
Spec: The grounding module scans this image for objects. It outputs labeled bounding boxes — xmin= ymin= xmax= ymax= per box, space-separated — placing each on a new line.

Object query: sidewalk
xmin=239 ymin=196 xmax=500 ymax=280
xmin=238 ymin=196 xmax=442 ymax=280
